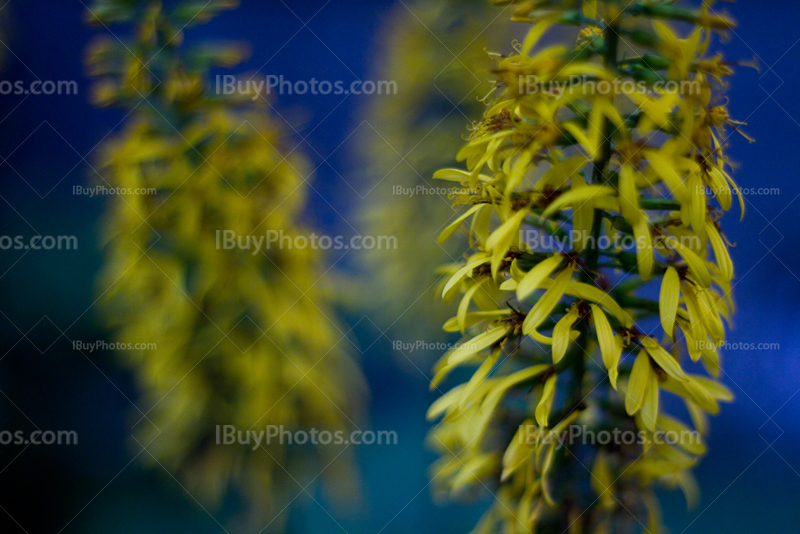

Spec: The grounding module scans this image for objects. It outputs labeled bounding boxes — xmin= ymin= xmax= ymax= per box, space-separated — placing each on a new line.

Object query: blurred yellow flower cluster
xmin=85 ymin=0 xmax=365 ymax=525
xmin=428 ymin=1 xmax=748 ymax=532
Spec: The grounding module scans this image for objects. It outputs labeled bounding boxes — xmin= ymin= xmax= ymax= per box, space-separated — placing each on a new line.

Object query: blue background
xmin=0 ymin=1 xmax=797 ymax=533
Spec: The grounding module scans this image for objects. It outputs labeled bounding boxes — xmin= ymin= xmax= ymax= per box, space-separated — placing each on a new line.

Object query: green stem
xmin=560 ymin=20 xmax=619 ymax=401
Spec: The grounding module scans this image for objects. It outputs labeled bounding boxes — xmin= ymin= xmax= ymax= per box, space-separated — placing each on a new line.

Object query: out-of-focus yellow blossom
xmin=355 ymin=0 xmax=516 ymax=348
xmin=85 ymin=0 xmax=365 ymax=527
xmin=428 ymin=1 xmax=748 ymax=532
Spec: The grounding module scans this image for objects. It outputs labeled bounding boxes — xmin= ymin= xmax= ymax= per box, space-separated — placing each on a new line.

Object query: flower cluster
xmin=428 ymin=1 xmax=748 ymax=532
xmin=85 ymin=0 xmax=365 ymax=525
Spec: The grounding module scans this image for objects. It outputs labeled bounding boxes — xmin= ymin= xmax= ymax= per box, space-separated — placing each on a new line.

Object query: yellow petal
xmin=446 ymin=326 xmax=508 ymax=367
xmin=633 ymin=216 xmax=654 ymax=280
xmin=706 ymin=221 xmax=733 ymax=282
xmin=660 ymin=266 xmax=681 ymax=338
xmin=442 ymin=254 xmax=490 ymax=298
xmin=641 ymin=337 xmax=689 ymax=382
xmin=552 ymin=308 xmax=580 ymax=364
xmin=665 ymin=236 xmax=711 ymax=288
xmin=625 ymin=351 xmax=650 ymax=416
xmin=592 ymin=304 xmax=621 ymax=390
xmin=535 ymin=374 xmax=557 ymax=427
xmin=438 ymin=205 xmax=483 ymax=244
xmin=486 ymin=208 xmax=528 ymax=278
xmin=523 ymin=266 xmax=573 ymax=335
xmin=542 ymin=185 xmax=615 ymax=219
xmin=641 ymin=365 xmax=659 ymax=432
xmin=517 ymin=253 xmax=564 ymax=301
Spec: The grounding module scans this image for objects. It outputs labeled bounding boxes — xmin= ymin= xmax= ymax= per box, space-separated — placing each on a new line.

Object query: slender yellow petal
xmin=486 ymin=208 xmax=528 ymax=278
xmin=665 ymin=236 xmax=711 ymax=288
xmin=592 ymin=304 xmax=621 ymax=389
xmin=442 ymin=254 xmax=490 ymax=297
xmin=446 ymin=326 xmax=508 ymax=366
xmin=552 ymin=308 xmax=580 ymax=364
xmin=535 ymin=375 xmax=557 ymax=427
xmin=618 ymin=166 xmax=641 ymax=225
xmin=641 ymin=365 xmax=659 ymax=432
xmin=523 ymin=266 xmax=573 ymax=335
xmin=660 ymin=266 xmax=681 ymax=337
xmin=633 ymin=217 xmax=654 ymax=280
xmin=641 ymin=337 xmax=689 ymax=382
xmin=625 ymin=351 xmax=650 ymax=416
xmin=542 ymin=186 xmax=615 ymax=219
xmin=438 ymin=205 xmax=483 ymax=244
xmin=706 ymin=221 xmax=733 ymax=281
xmin=517 ymin=253 xmax=564 ymax=301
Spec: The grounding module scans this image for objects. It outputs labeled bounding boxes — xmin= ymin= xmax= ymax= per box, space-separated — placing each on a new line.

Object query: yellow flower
xmin=428 ymin=2 xmax=746 ymax=532
xmin=86 ymin=0 xmax=365 ymax=526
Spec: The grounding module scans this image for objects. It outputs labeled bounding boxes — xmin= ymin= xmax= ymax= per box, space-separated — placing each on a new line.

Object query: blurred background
xmin=0 ymin=1 xmax=798 ymax=533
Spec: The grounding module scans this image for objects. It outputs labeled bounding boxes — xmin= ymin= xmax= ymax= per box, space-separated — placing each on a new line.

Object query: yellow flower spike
xmin=535 ymin=374 xmax=557 ymax=428
xmin=89 ymin=0 xmax=366 ymax=523
xmin=426 ymin=2 xmax=747 ymax=531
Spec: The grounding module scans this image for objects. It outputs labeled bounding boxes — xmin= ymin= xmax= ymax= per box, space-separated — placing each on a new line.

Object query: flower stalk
xmin=85 ymin=0 xmax=365 ymax=526
xmin=428 ymin=1 xmax=748 ymax=532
